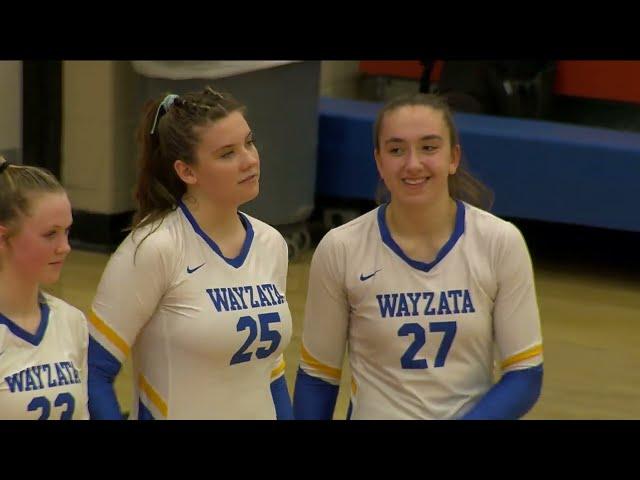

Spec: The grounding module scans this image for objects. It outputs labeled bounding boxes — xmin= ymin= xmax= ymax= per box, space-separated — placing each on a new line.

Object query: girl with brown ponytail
xmin=88 ymin=88 xmax=293 ymax=419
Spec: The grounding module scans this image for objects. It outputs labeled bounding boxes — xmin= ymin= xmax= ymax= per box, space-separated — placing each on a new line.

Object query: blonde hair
xmin=0 ymin=156 xmax=65 ymax=234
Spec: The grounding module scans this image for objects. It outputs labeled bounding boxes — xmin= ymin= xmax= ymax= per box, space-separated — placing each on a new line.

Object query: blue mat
xmin=317 ymin=97 xmax=640 ymax=232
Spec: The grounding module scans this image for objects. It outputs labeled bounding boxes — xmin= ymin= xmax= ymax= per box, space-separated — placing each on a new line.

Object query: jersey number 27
xmin=398 ymin=321 xmax=457 ymax=369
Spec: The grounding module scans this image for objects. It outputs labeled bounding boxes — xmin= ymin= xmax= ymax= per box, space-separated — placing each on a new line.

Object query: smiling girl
xmin=294 ymin=93 xmax=543 ymax=420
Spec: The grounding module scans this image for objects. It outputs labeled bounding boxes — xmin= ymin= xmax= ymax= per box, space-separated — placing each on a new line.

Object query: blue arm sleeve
xmin=88 ymin=335 xmax=125 ymax=420
xmin=270 ymin=375 xmax=294 ymax=420
xmin=293 ymin=368 xmax=339 ymax=420
xmin=461 ymin=364 xmax=543 ymax=420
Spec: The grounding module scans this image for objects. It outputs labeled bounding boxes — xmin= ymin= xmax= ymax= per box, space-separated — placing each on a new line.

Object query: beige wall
xmin=0 ymin=61 xmax=22 ymax=160
xmin=62 ymin=61 xmax=138 ymax=214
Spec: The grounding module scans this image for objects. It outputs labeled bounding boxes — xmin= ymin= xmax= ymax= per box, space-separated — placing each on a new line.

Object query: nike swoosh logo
xmin=187 ymin=263 xmax=205 ymax=274
xmin=360 ymin=269 xmax=382 ymax=281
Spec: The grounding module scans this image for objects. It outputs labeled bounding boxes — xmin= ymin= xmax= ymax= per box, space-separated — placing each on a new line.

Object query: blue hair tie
xmin=150 ymin=94 xmax=179 ymax=135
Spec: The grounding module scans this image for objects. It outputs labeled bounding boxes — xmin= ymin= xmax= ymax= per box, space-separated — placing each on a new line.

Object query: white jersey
xmin=0 ymin=293 xmax=89 ymax=420
xmin=90 ymin=203 xmax=292 ymax=419
xmin=300 ymin=201 xmax=543 ymax=420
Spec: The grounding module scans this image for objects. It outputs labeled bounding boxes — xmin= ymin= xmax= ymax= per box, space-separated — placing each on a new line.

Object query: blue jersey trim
xmin=270 ymin=375 xmax=294 ymax=420
xmin=137 ymin=399 xmax=156 ymax=420
xmin=293 ymin=368 xmax=339 ymax=420
xmin=377 ymin=199 xmax=466 ymax=272
xmin=461 ymin=364 xmax=544 ymax=420
xmin=0 ymin=301 xmax=50 ymax=346
xmin=87 ymin=335 xmax=124 ymax=420
xmin=178 ymin=200 xmax=254 ymax=269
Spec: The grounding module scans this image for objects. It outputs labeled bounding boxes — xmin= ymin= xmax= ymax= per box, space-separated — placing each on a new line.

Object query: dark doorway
xmin=22 ymin=61 xmax=62 ymax=178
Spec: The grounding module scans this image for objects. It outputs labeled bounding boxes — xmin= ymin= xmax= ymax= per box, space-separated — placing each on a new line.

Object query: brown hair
xmin=373 ymin=93 xmax=494 ymax=210
xmin=132 ymin=86 xmax=245 ymax=236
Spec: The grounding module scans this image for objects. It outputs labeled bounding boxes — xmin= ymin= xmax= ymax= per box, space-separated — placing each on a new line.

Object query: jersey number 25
xmin=230 ymin=312 xmax=282 ymax=365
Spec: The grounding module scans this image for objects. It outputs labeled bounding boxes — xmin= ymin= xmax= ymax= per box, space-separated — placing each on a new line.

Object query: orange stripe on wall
xmin=359 ymin=60 xmax=640 ymax=104
xmin=554 ymin=60 xmax=640 ymax=104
